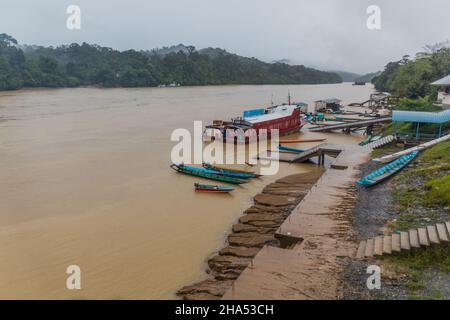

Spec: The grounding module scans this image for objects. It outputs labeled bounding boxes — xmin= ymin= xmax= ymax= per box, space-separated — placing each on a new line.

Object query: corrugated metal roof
xmin=393 ymin=109 xmax=450 ymax=124
xmin=431 ymin=75 xmax=450 ymax=86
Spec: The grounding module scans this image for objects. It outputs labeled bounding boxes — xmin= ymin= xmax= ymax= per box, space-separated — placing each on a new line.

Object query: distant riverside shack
xmin=349 ymin=93 xmax=397 ymax=112
xmin=392 ymin=109 xmax=450 ymax=140
xmin=431 ymin=74 xmax=450 ymax=108
xmin=313 ymin=98 xmax=342 ymax=112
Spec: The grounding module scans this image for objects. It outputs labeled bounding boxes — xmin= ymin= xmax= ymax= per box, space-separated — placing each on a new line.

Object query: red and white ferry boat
xmin=204 ymin=97 xmax=307 ymax=143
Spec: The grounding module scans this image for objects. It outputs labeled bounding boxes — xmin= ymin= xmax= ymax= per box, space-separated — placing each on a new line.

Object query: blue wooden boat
xmin=202 ymin=163 xmax=260 ymax=179
xmin=359 ymin=135 xmax=383 ymax=146
xmin=358 ymin=135 xmax=372 ymax=146
xmin=357 ymin=151 xmax=418 ymax=187
xmin=194 ymin=183 xmax=234 ymax=193
xmin=170 ymin=164 xmax=246 ymax=184
xmin=278 ymin=145 xmax=305 ymax=153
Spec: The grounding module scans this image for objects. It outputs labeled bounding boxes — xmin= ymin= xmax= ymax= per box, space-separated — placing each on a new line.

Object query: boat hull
xmin=357 ymin=151 xmax=418 ymax=187
xmin=279 ymin=138 xmax=326 ymax=144
xmin=205 ymin=106 xmax=306 ymax=144
xmin=278 ymin=145 xmax=305 ymax=153
xmin=170 ymin=164 xmax=245 ymax=185
xmin=194 ymin=183 xmax=234 ymax=193
xmin=202 ymin=163 xmax=260 ymax=178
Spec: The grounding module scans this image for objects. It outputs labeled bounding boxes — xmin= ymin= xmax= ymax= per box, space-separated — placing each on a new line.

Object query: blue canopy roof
xmin=393 ymin=109 xmax=450 ymax=124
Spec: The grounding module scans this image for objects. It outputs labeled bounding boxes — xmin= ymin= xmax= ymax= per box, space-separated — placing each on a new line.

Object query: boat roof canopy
xmin=432 ymin=75 xmax=450 ymax=86
xmin=244 ymin=105 xmax=297 ymax=124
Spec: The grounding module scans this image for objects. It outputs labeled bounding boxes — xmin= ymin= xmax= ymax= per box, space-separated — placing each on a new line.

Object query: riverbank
xmin=343 ymin=141 xmax=450 ymax=300
xmin=177 ymin=169 xmax=324 ymax=300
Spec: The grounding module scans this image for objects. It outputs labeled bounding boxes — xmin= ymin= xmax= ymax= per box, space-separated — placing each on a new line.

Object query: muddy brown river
xmin=0 ymin=83 xmax=373 ymax=299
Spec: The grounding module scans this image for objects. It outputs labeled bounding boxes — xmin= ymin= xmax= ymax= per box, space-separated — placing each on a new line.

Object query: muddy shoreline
xmin=177 ymin=170 xmax=324 ymax=300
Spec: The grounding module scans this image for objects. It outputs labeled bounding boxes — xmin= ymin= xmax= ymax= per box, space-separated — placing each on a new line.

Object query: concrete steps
xmin=364 ymin=135 xmax=395 ymax=150
xmin=356 ymin=221 xmax=450 ymax=259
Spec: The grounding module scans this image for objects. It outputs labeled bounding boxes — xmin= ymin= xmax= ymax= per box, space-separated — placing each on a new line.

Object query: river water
xmin=0 ymin=83 xmax=373 ymax=299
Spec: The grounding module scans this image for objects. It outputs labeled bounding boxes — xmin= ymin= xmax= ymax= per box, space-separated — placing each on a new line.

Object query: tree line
xmin=372 ymin=43 xmax=450 ymax=99
xmin=0 ymin=34 xmax=342 ymax=91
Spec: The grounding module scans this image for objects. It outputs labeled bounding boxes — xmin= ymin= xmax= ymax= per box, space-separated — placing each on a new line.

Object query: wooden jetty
xmin=308 ymin=117 xmax=392 ymax=134
xmin=357 ymin=221 xmax=450 ymax=258
xmin=257 ymin=136 xmax=394 ymax=167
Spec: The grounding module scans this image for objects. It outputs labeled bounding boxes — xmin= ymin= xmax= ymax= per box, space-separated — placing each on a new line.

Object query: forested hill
xmin=372 ymin=45 xmax=450 ymax=98
xmin=0 ymin=34 xmax=342 ymax=90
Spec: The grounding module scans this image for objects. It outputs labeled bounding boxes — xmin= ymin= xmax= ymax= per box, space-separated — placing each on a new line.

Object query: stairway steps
xmin=365 ymin=238 xmax=374 ymax=257
xmin=427 ymin=225 xmax=440 ymax=244
xmin=409 ymin=229 xmax=420 ymax=248
xmin=357 ymin=240 xmax=366 ymax=259
xmin=436 ymin=223 xmax=449 ymax=242
xmin=383 ymin=235 xmax=392 ymax=254
xmin=392 ymin=233 xmax=401 ymax=252
xmin=400 ymin=232 xmax=411 ymax=250
xmin=356 ymin=221 xmax=450 ymax=259
xmin=418 ymin=228 xmax=430 ymax=246
xmin=374 ymin=236 xmax=383 ymax=256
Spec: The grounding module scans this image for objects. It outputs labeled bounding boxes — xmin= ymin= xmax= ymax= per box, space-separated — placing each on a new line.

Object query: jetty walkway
xmin=308 ymin=117 xmax=391 ymax=133
xmin=257 ymin=136 xmax=394 ymax=166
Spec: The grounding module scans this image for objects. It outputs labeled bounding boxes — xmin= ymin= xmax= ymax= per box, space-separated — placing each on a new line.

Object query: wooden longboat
xmin=194 ymin=183 xmax=234 ymax=193
xmin=170 ymin=164 xmax=246 ymax=185
xmin=206 ymin=164 xmax=257 ymax=175
xmin=278 ymin=138 xmax=326 ymax=144
xmin=357 ymin=151 xmax=418 ymax=187
xmin=278 ymin=145 xmax=305 ymax=153
xmin=202 ymin=163 xmax=260 ymax=178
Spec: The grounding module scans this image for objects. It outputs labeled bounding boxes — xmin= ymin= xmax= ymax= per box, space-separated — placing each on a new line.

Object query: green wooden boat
xmin=170 ymin=164 xmax=246 ymax=184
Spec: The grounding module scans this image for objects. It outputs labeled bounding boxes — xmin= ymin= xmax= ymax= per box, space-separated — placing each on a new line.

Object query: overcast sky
xmin=1 ymin=0 xmax=450 ymax=73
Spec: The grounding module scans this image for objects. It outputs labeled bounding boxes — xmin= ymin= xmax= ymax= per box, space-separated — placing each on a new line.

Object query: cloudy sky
xmin=1 ymin=0 xmax=450 ymax=73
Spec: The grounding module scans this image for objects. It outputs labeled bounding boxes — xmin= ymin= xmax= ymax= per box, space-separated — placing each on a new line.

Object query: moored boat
xmin=170 ymin=164 xmax=246 ymax=184
xmin=357 ymin=151 xmax=418 ymax=187
xmin=194 ymin=183 xmax=234 ymax=193
xmin=279 ymin=138 xmax=326 ymax=144
xmin=359 ymin=134 xmax=383 ymax=146
xmin=211 ymin=164 xmax=256 ymax=174
xmin=278 ymin=145 xmax=305 ymax=153
xmin=203 ymin=96 xmax=307 ymax=144
xmin=202 ymin=163 xmax=260 ymax=178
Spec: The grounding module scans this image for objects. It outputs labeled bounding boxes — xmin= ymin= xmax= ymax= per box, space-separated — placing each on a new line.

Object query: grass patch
xmin=408 ymin=290 xmax=444 ymax=300
xmin=391 ymin=141 xmax=450 ymax=216
xmin=425 ymin=175 xmax=450 ymax=207
xmin=380 ymin=141 xmax=450 ymax=298
xmin=386 ymin=245 xmax=450 ymax=272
